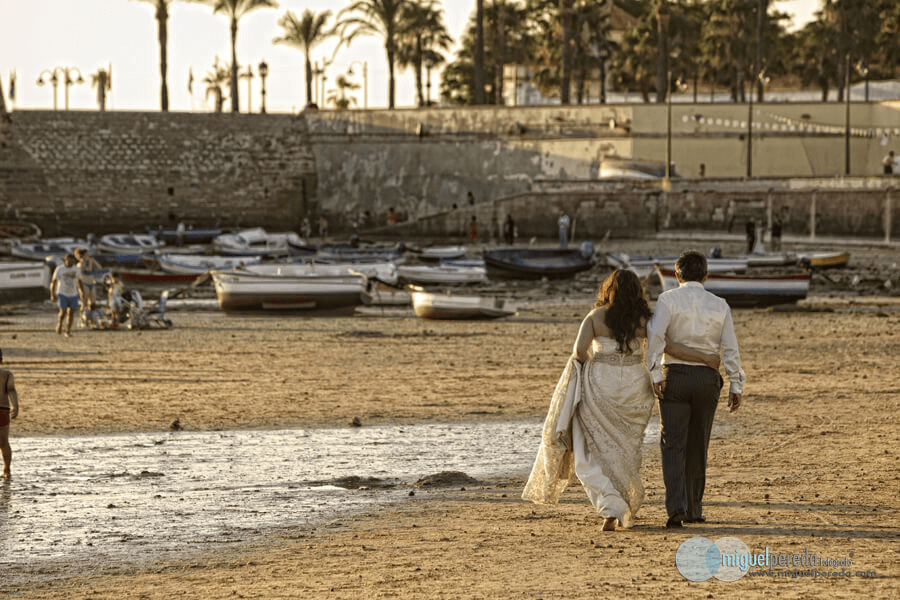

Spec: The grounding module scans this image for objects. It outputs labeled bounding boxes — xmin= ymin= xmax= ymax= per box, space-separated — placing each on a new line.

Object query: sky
xmin=0 ymin=0 xmax=822 ymax=113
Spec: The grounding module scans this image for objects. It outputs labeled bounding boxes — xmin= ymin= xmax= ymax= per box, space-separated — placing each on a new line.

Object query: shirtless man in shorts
xmin=0 ymin=349 xmax=19 ymax=479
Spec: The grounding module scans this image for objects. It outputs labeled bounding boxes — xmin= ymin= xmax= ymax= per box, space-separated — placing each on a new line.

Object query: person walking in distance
xmin=0 ymin=349 xmax=20 ymax=479
xmin=50 ymin=253 xmax=86 ymax=338
xmin=645 ymin=250 xmax=745 ymax=528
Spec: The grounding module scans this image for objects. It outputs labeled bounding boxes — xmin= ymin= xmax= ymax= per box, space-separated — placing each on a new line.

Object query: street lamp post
xmin=844 ymin=54 xmax=851 ymax=176
xmin=746 ymin=68 xmax=769 ymax=177
xmin=240 ymin=65 xmax=253 ymax=113
xmin=348 ymin=61 xmax=368 ymax=109
xmin=665 ymin=74 xmax=687 ymax=180
xmin=258 ymin=60 xmax=268 ymax=113
xmin=37 ymin=66 xmax=84 ymax=110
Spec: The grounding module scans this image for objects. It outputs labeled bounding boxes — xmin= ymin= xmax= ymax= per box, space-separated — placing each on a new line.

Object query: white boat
xmin=210 ymin=264 xmax=370 ymax=313
xmin=411 ymin=245 xmax=468 ymax=261
xmin=213 ymin=228 xmax=307 ymax=257
xmin=156 ymin=253 xmax=263 ymax=275
xmin=397 ymin=264 xmax=486 ymax=285
xmin=656 ymin=267 xmax=809 ymax=308
xmin=743 ymin=252 xmax=798 ymax=267
xmin=0 ymin=261 xmax=53 ymax=299
xmin=97 ymin=233 xmax=164 ymax=255
xmin=606 ymin=252 xmax=747 ymax=279
xmin=10 ymin=237 xmax=88 ymax=261
xmin=408 ymin=286 xmax=517 ymax=320
xmin=209 ymin=262 xmax=398 ymax=313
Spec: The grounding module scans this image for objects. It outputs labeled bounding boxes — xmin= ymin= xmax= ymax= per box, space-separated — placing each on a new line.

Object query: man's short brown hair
xmin=675 ymin=250 xmax=708 ymax=282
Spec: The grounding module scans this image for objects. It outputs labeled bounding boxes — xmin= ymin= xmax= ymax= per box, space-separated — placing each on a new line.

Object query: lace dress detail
xmin=571 ymin=336 xmax=654 ymax=528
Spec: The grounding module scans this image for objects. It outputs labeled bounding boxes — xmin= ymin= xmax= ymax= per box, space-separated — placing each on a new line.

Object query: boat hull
xmin=0 ymin=261 xmax=52 ymax=299
xmin=156 ymin=254 xmax=262 ymax=275
xmin=800 ymin=252 xmax=851 ymax=269
xmin=210 ymin=269 xmax=368 ymax=313
xmin=482 ymin=248 xmax=595 ymax=280
xmin=656 ymin=268 xmax=809 ymax=308
xmin=397 ymin=265 xmax=486 ymax=285
xmin=410 ymin=288 xmax=517 ymax=320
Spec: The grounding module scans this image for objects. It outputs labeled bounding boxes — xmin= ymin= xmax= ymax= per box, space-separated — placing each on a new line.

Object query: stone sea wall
xmin=0 ymin=107 xmax=897 ymax=241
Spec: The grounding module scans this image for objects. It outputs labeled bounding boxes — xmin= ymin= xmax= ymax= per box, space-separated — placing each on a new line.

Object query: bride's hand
xmin=703 ymin=353 xmax=721 ymax=370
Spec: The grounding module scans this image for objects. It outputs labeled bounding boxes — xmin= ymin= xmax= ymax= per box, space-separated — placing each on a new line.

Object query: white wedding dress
xmin=523 ymin=337 xmax=654 ymax=529
xmin=572 ymin=336 xmax=654 ymax=528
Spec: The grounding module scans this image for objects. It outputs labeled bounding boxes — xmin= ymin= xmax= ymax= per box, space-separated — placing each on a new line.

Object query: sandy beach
xmin=2 ymin=238 xmax=899 ymax=598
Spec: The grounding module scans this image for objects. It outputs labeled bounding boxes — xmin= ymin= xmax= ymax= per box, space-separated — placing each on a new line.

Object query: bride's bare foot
xmin=602 ymin=517 xmax=617 ymax=531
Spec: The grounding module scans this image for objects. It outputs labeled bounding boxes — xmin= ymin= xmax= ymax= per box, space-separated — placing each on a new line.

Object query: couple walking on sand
xmin=524 ymin=250 xmax=745 ymax=530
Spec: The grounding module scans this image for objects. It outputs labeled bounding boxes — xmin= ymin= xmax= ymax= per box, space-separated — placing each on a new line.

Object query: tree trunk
xmin=560 ymin=0 xmax=572 ymax=104
xmin=230 ymin=17 xmax=240 ymax=113
xmin=157 ymin=1 xmax=169 ymax=112
xmin=655 ymin=0 xmax=669 ymax=103
xmin=474 ymin=0 xmax=485 ymax=105
xmin=415 ymin=37 xmax=425 ymax=107
xmin=305 ymin=56 xmax=313 ymax=106
xmin=387 ymin=46 xmax=396 ymax=109
xmin=755 ymin=0 xmax=768 ymax=102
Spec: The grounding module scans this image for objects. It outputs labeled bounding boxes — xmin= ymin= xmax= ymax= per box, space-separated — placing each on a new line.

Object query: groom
xmin=646 ymin=250 xmax=745 ymax=528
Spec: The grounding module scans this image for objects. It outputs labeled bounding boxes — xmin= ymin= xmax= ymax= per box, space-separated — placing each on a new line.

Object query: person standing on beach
xmin=646 ymin=250 xmax=745 ymax=529
xmin=558 ymin=212 xmax=571 ymax=248
xmin=0 ymin=349 xmax=20 ymax=479
xmin=503 ymin=214 xmax=516 ymax=245
xmin=883 ymin=151 xmax=894 ymax=175
xmin=50 ymin=253 xmax=86 ymax=338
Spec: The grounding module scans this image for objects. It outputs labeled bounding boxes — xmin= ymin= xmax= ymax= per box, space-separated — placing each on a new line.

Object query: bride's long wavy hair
xmin=593 ymin=269 xmax=651 ymax=353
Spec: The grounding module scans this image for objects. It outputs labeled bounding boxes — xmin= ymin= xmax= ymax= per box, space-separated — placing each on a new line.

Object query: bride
xmin=524 ymin=269 xmax=718 ymax=530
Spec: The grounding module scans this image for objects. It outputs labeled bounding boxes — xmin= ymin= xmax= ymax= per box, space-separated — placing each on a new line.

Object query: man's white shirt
xmin=646 ymin=281 xmax=745 ymax=395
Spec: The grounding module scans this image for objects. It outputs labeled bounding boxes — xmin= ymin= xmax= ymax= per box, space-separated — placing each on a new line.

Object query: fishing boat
xmin=9 ymin=238 xmax=89 ymax=261
xmin=656 ymin=267 xmax=810 ymax=308
xmin=799 ymin=251 xmax=851 ymax=269
xmin=396 ymin=264 xmax=486 ymax=285
xmin=96 ymin=233 xmax=164 ymax=255
xmin=315 ymin=244 xmax=405 ymax=264
xmin=408 ymin=286 xmax=517 ymax=320
xmin=0 ymin=260 xmax=53 ymax=300
xmin=482 ymin=244 xmax=595 ymax=280
xmin=213 ymin=228 xmax=308 ymax=257
xmin=145 ymin=225 xmax=223 ymax=245
xmin=408 ymin=245 xmax=468 ymax=261
xmin=156 ymin=253 xmax=263 ymax=275
xmin=606 ymin=252 xmax=748 ymax=278
xmin=742 ymin=251 xmax=798 ymax=267
xmin=209 ymin=263 xmax=373 ymax=313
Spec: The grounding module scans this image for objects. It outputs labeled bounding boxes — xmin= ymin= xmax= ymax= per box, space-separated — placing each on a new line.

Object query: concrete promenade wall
xmin=0 ymin=107 xmax=898 ymax=242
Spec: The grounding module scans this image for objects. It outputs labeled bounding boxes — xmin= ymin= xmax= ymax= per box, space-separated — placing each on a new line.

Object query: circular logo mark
xmin=676 ymin=536 xmax=751 ymax=582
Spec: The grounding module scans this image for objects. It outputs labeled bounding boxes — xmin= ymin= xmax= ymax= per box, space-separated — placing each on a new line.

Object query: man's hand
xmin=728 ymin=392 xmax=742 ymax=412
xmin=653 ymin=381 xmax=665 ymax=399
xmin=9 ymin=406 xmax=17 ymax=420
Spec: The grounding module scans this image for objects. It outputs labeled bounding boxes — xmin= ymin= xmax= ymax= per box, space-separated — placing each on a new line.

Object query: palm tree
xmin=199 ymin=0 xmax=278 ymax=113
xmin=134 ymin=0 xmax=183 ymax=112
xmin=273 ymin=9 xmax=335 ymax=108
xmin=326 ymin=74 xmax=361 ymax=109
xmin=397 ymin=0 xmax=452 ymax=107
xmin=337 ymin=0 xmax=411 ymax=109
xmin=204 ymin=58 xmax=231 ymax=112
